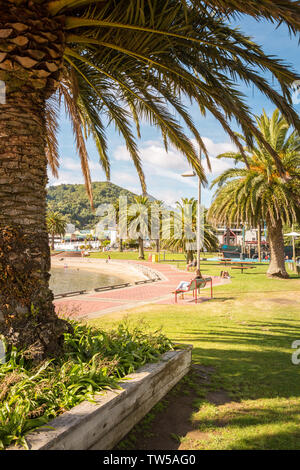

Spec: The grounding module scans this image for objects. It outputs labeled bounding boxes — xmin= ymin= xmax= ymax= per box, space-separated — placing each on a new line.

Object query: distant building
xmin=95 ymin=222 xmax=118 ymax=245
xmin=66 ymin=223 xmax=75 ymax=234
xmin=216 ymin=226 xmax=266 ymax=247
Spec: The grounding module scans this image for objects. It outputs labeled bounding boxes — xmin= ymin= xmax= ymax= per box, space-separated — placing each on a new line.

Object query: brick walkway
xmin=54 ymin=261 xmax=228 ymax=320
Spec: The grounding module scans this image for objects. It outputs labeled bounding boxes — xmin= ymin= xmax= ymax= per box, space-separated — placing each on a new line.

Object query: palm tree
xmin=162 ymin=198 xmax=218 ymax=269
xmin=116 ymin=196 xmax=166 ymax=257
xmin=46 ymin=210 xmax=67 ymax=250
xmin=111 ymin=200 xmax=123 ymax=252
xmin=1 ymin=1 xmax=300 ymax=357
xmin=151 ymin=200 xmax=166 ymax=254
xmin=208 ymin=110 xmax=300 ymax=278
xmin=120 ymin=195 xmax=152 ymax=260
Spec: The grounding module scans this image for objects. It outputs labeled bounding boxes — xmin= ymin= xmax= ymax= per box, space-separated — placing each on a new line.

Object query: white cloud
xmin=203 ymin=156 xmax=233 ymax=177
xmin=48 ymin=137 xmax=237 ymax=208
xmin=111 ymin=171 xmax=140 ymax=187
xmin=48 ymin=171 xmax=85 ymax=186
xmin=149 ymin=188 xmax=183 ymax=207
xmin=61 ymin=158 xmax=102 ymax=172
xmin=113 ymin=137 xmax=236 ymax=185
xmin=114 ymin=142 xmax=187 ymax=172
xmin=191 ymin=137 xmax=236 ymax=177
xmin=200 ymin=137 xmax=237 ymax=158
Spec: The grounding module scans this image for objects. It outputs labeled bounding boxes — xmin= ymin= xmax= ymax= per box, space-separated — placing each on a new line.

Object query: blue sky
xmin=48 ymin=16 xmax=300 ymax=208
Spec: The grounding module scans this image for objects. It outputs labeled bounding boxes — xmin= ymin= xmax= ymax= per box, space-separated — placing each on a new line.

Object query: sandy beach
xmin=51 ymin=257 xmax=148 ymax=284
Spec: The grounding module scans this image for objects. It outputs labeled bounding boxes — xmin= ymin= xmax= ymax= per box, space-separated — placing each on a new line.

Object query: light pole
xmin=181 ymin=169 xmax=202 ymax=273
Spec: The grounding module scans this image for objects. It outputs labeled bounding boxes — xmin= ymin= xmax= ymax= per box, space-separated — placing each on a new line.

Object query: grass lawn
xmin=89 ymin=250 xmax=219 ymax=262
xmin=88 ymin=262 xmax=300 ymax=450
xmin=90 ymin=251 xmax=142 ymax=260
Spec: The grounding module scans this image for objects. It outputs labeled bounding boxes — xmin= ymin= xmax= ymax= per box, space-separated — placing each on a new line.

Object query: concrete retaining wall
xmin=12 ymin=346 xmax=192 ymax=450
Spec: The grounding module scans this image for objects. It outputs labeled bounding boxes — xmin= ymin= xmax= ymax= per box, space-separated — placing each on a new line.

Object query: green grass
xmin=89 ymin=250 xmax=188 ymax=261
xmin=89 ymin=250 xmax=219 ymax=262
xmin=90 ymin=251 xmax=142 ymax=260
xmin=176 ymin=259 xmax=300 ymax=293
xmin=88 ymin=263 xmax=300 ymax=450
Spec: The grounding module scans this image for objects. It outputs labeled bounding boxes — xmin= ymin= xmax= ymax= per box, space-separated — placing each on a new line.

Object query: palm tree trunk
xmin=0 ymin=86 xmax=69 ymax=360
xmin=156 ymin=238 xmax=160 ymax=253
xmin=266 ymin=218 xmax=289 ymax=278
xmin=52 ymin=234 xmax=55 ymax=251
xmin=119 ymin=238 xmax=123 ymax=252
xmin=138 ymin=236 xmax=145 ymax=259
xmin=186 ymin=249 xmax=194 ymax=264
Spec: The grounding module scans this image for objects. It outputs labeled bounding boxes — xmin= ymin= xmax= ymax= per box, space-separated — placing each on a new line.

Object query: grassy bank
xmin=88 ymin=263 xmax=300 ymax=449
xmin=89 ymin=250 xmax=219 ymax=262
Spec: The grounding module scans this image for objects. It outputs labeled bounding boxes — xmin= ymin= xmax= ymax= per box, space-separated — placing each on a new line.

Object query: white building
xmin=216 ymin=226 xmax=266 ymax=247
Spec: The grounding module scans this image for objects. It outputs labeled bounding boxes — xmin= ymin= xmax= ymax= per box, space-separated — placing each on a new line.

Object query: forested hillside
xmin=47 ymin=182 xmax=137 ymax=229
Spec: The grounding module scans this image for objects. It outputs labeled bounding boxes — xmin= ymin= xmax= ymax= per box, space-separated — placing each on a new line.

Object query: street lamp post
xmin=181 ymin=168 xmax=202 ymax=273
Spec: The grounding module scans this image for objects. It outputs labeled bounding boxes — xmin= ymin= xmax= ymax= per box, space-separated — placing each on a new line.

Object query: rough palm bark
xmin=266 ymin=218 xmax=289 ymax=278
xmin=186 ymin=249 xmax=194 ymax=264
xmin=0 ymin=1 xmax=69 ymax=359
xmin=51 ymin=233 xmax=55 ymax=251
xmin=138 ymin=236 xmax=145 ymax=260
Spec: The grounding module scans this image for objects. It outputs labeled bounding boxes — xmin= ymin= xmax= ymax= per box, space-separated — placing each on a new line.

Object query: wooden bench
xmin=174 ymin=277 xmax=213 ymax=303
xmin=218 ymin=259 xmax=233 ymax=266
xmin=54 ymin=289 xmax=87 ymax=299
xmin=231 ymin=266 xmax=256 ymax=274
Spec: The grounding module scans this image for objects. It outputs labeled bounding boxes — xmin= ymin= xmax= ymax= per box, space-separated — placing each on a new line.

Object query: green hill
xmin=47 ymin=181 xmax=137 ymax=230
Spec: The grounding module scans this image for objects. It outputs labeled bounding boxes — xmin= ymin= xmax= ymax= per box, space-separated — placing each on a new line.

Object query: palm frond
xmin=58 ymin=72 xmax=94 ymax=207
xmin=45 ymin=94 xmax=60 ymax=178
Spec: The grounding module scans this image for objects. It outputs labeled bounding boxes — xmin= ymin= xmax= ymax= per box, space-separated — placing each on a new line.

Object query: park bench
xmin=94 ymin=283 xmax=131 ymax=292
xmin=174 ymin=277 xmax=213 ymax=303
xmin=218 ymin=259 xmax=233 ymax=266
xmin=54 ymin=289 xmax=87 ymax=299
xmin=231 ymin=265 xmax=256 ymax=274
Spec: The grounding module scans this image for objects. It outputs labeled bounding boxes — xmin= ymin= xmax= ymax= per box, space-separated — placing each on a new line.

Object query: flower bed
xmin=0 ymin=321 xmax=173 ymax=449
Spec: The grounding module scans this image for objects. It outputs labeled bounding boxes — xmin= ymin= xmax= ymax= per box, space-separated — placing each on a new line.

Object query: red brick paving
xmin=56 ymin=300 xmax=125 ymax=317
xmin=54 ymin=261 xmax=228 ymax=319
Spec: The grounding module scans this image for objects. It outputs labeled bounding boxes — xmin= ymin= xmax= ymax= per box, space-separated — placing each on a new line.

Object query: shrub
xmin=0 ymin=320 xmax=173 ymax=449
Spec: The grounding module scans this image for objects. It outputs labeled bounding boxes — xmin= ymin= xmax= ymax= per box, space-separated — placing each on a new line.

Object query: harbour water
xmin=50 ymin=267 xmax=125 ymax=295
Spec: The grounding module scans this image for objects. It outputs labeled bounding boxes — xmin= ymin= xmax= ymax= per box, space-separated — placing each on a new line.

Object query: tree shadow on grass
xmin=171 ymin=318 xmax=300 ymax=399
xmin=208 ymin=297 xmax=236 ymax=302
xmin=191 ymin=399 xmax=300 ymax=450
xmin=115 ymin=370 xmax=205 ymax=451
xmin=118 ymin=317 xmax=300 ymax=450
xmin=116 ymin=363 xmax=300 ymax=450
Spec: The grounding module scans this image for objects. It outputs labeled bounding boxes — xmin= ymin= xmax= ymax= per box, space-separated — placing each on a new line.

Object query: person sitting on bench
xmin=175 ymin=269 xmax=202 ymax=292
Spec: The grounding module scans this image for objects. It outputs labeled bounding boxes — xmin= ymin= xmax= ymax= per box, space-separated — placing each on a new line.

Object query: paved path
xmin=54 ymin=261 xmax=228 ymax=320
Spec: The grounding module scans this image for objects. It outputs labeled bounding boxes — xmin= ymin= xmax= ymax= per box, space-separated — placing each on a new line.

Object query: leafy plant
xmin=208 ymin=109 xmax=300 ymax=278
xmin=0 ymin=320 xmax=173 ymax=449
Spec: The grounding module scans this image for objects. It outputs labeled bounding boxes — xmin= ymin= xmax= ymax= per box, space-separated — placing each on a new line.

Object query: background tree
xmin=151 ymin=200 xmax=167 ymax=254
xmin=284 ymin=223 xmax=300 ymax=249
xmin=208 ymin=110 xmax=300 ymax=278
xmin=162 ymin=198 xmax=218 ymax=268
xmin=46 ymin=211 xmax=67 ymax=250
xmin=1 ymin=0 xmax=300 ymax=357
xmin=122 ymin=195 xmax=152 ymax=260
xmin=113 ymin=200 xmax=123 ymax=252
xmin=47 ymin=182 xmax=136 ymax=229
